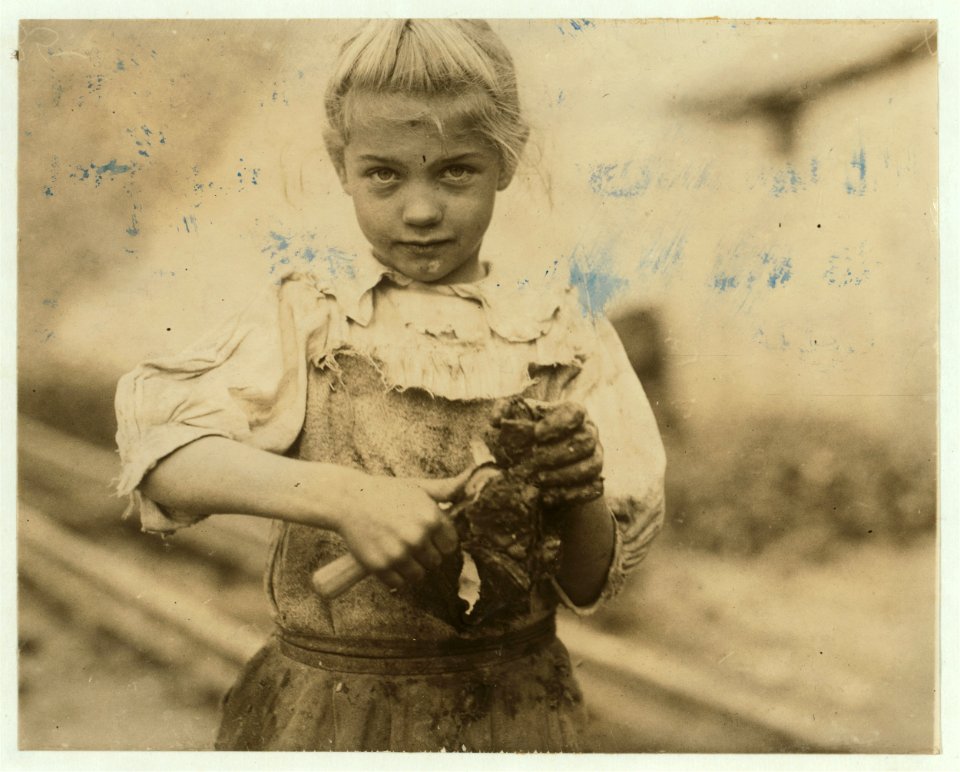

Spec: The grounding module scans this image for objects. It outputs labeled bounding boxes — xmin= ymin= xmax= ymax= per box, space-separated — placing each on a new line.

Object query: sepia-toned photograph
xmin=11 ymin=8 xmax=946 ymax=760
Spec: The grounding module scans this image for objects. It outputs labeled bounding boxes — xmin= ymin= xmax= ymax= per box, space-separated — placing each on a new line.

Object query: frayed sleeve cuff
xmin=115 ymin=426 xmax=231 ymax=534
xmin=553 ymin=490 xmax=665 ymax=616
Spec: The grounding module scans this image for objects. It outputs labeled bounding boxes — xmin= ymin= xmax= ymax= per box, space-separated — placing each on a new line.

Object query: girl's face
xmin=334 ymin=92 xmax=513 ymax=284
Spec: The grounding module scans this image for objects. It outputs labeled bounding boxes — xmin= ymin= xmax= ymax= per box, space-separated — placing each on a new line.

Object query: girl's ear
xmin=323 ymin=128 xmax=351 ymax=193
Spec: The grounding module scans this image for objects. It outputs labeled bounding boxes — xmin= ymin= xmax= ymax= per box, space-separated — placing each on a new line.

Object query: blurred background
xmin=17 ymin=18 xmax=937 ymax=752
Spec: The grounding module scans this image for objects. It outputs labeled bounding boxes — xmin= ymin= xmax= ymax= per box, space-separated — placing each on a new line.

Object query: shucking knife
xmin=310 ymin=439 xmax=499 ymax=600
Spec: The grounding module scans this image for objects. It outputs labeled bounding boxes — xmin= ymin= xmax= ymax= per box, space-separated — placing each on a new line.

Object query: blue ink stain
xmin=569 ymin=248 xmax=627 ymax=317
xmin=159 ymin=133 xmax=166 ymax=144
xmin=297 ymin=70 xmax=304 ymax=79
xmin=824 ymin=252 xmax=870 ymax=287
xmin=43 ymin=186 xmax=54 ymax=197
xmin=852 ymin=148 xmax=866 ymax=180
xmin=301 ymin=247 xmax=317 ymax=263
xmin=713 ymin=273 xmax=738 ymax=291
xmin=116 ymin=60 xmax=125 ymax=71
xmin=269 ymin=231 xmax=290 ymax=251
xmin=42 ymin=298 xmax=58 ymax=308
xmin=279 ymin=257 xmax=290 ymax=265
xmin=138 ymin=150 xmax=149 ymax=157
xmin=846 ymin=148 xmax=867 ymax=195
xmin=182 ymin=216 xmax=191 ymax=233
xmin=322 ymin=247 xmax=357 ymax=279
xmin=810 ymin=157 xmax=819 ymax=183
xmin=127 ymin=211 xmax=140 ymax=236
xmin=767 ymin=258 xmax=793 ymax=288
xmin=589 ymin=162 xmax=651 ymax=198
xmin=95 ymin=159 xmax=131 ymax=175
xmin=141 ymin=125 xmax=152 ymax=136
xmin=771 ymin=164 xmax=804 ymax=197
xmin=643 ymin=233 xmax=686 ymax=274
xmin=557 ymin=90 xmax=565 ymax=104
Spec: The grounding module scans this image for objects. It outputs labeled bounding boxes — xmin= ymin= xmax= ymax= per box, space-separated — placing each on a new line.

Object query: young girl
xmin=115 ymin=19 xmax=665 ymax=752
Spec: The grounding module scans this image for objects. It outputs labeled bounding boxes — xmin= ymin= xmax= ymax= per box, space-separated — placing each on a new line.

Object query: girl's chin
xmin=376 ymin=251 xmax=481 ymax=284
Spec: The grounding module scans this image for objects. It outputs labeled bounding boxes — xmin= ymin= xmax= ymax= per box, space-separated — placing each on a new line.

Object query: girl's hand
xmin=531 ymin=402 xmax=605 ymax=509
xmin=335 ymin=471 xmax=465 ymax=590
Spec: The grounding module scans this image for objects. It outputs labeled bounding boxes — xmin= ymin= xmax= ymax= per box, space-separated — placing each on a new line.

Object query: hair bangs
xmin=325 ymin=20 xmax=528 ymax=172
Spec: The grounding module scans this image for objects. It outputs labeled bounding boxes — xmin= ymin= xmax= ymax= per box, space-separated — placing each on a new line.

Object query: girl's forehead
xmin=343 ymin=90 xmax=491 ymax=141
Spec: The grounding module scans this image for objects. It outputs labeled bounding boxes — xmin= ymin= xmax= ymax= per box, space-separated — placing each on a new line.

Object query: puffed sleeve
xmin=114 ymin=273 xmax=334 ymax=534
xmin=552 ymin=315 xmax=666 ymax=614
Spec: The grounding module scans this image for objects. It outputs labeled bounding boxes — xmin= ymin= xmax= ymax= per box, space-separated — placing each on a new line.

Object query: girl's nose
xmin=401 ymin=186 xmax=443 ymax=227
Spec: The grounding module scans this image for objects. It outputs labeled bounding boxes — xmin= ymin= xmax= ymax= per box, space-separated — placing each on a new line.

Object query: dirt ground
xmin=594 ymin=533 xmax=938 ymax=752
xmin=18 ymin=587 xmax=222 ymax=750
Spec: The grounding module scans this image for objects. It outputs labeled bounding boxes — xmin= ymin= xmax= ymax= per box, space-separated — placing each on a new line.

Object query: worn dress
xmin=115 ymin=250 xmax=665 ymax=752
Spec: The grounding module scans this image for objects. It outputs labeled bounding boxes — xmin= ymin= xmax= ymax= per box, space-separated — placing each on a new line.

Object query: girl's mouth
xmin=398 ymin=239 xmax=453 ymax=253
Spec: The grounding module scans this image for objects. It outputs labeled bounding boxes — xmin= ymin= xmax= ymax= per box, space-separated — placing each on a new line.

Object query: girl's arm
xmin=530 ymin=410 xmax=617 ymax=606
xmin=534 ymin=313 xmax=667 ymax=612
xmin=551 ymin=497 xmax=617 ymax=606
xmin=142 ymin=436 xmax=461 ymax=587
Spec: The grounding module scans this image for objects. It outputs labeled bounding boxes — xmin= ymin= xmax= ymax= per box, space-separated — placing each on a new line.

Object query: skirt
xmin=215 ymin=619 xmax=586 ymax=752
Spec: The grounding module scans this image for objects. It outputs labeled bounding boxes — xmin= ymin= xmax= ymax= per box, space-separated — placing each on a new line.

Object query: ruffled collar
xmin=304 ymin=247 xmax=570 ymax=343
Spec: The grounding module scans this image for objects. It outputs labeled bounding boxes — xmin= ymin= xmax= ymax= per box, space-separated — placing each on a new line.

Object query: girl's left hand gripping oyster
xmin=454 ymin=398 xmax=598 ymax=628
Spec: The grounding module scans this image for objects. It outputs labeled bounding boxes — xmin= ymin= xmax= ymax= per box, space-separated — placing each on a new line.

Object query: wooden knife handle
xmin=311 ymin=553 xmax=369 ymax=600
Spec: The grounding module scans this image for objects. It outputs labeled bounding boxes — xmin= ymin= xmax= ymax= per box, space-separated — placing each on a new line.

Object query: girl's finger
xmin=431 ymin=519 xmax=460 ymax=555
xmin=537 ymin=451 xmax=603 ymax=487
xmin=416 ymin=471 xmax=472 ymax=503
xmin=412 ymin=540 xmax=444 ymax=570
xmin=541 ymin=479 xmax=604 ymax=508
xmin=533 ymin=402 xmax=585 ymax=442
xmin=393 ymin=558 xmax=426 ymax=585
xmin=532 ymin=428 xmax=597 ymax=469
xmin=378 ymin=569 xmax=405 ymax=590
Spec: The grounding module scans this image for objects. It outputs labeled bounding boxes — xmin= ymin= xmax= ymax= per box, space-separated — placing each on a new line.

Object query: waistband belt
xmin=277 ymin=615 xmax=556 ymax=675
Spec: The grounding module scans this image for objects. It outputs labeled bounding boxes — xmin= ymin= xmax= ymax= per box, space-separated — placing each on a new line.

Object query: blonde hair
xmin=324 ymin=20 xmax=529 ymax=174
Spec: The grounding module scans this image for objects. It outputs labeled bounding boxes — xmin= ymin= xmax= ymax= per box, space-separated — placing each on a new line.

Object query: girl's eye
xmin=369 ymin=168 xmax=399 ymax=184
xmin=442 ymin=165 xmax=474 ymax=182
